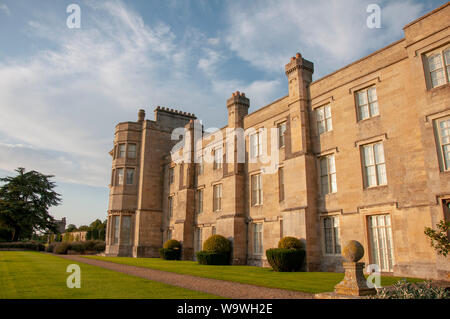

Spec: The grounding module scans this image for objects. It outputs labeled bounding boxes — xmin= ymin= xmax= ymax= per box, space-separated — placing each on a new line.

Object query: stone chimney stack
xmin=226 ymin=91 xmax=249 ymax=128
xmin=138 ymin=109 xmax=146 ymax=123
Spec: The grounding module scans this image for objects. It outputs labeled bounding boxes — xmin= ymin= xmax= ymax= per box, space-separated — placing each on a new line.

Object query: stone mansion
xmin=105 ymin=4 xmax=450 ymax=280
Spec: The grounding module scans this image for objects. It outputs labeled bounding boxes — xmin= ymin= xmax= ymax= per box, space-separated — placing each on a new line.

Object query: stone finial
xmin=342 ymin=240 xmax=364 ymax=262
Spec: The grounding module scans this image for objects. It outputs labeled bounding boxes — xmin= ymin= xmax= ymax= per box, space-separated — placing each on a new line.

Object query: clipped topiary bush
xmin=196 ymin=251 xmax=230 ymax=265
xmin=266 ymin=248 xmax=306 ymax=272
xmin=159 ymin=248 xmax=181 ymax=260
xmin=53 ymin=242 xmax=70 ymax=254
xmin=278 ymin=236 xmax=303 ymax=250
xmin=160 ymin=239 xmax=181 ymax=260
xmin=202 ymin=235 xmax=231 ymax=254
xmin=163 ymin=239 xmax=182 ymax=250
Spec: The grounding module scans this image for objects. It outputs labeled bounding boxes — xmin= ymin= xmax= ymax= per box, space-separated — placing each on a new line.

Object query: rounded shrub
xmin=53 ymin=242 xmax=70 ymax=254
xmin=202 ymin=235 xmax=231 ymax=253
xmin=163 ymin=239 xmax=181 ymax=250
xmin=69 ymin=241 xmax=85 ymax=253
xmin=266 ymin=248 xmax=305 ymax=272
xmin=93 ymin=241 xmax=106 ymax=252
xmin=278 ymin=236 xmax=303 ymax=250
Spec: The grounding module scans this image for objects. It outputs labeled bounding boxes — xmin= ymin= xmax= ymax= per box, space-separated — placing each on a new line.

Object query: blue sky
xmin=0 ymin=0 xmax=446 ymax=227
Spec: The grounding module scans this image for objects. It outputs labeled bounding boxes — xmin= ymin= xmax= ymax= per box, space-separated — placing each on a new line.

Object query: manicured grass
xmin=0 ymin=252 xmax=220 ymax=299
xmin=86 ymin=256 xmax=423 ymax=294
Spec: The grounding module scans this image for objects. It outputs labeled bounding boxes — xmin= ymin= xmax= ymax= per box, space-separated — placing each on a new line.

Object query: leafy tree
xmin=424 ymin=220 xmax=450 ymax=257
xmin=78 ymin=225 xmax=89 ymax=231
xmin=65 ymin=224 xmax=77 ymax=232
xmin=0 ymin=168 xmax=61 ymax=241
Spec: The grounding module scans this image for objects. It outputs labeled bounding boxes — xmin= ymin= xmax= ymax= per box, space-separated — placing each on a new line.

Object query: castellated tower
xmin=105 ymin=107 xmax=196 ymax=257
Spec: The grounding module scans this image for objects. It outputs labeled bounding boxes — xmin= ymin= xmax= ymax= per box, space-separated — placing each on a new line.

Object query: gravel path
xmin=58 ymin=255 xmax=315 ymax=299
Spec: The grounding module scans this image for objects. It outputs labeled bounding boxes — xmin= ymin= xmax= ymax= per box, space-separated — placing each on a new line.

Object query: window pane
xmin=113 ymin=216 xmax=120 ymax=244
xmin=250 ymin=134 xmax=257 ymax=158
xmin=117 ymin=168 xmax=124 ymax=185
xmin=326 ymin=118 xmax=333 ymax=131
xmin=121 ymin=216 xmax=131 ymax=245
xmin=431 ymin=69 xmax=446 ymax=87
xmin=357 ymin=91 xmax=368 ymax=106
xmin=359 ymin=104 xmax=369 ymax=120
xmin=128 ymin=144 xmax=136 ymax=158
xmin=320 ymin=158 xmax=328 ymax=176
xmin=330 ymin=173 xmax=337 ymax=193
xmin=370 ymin=101 xmax=379 ymax=116
xmin=364 ymin=145 xmax=375 ymax=166
xmin=428 ymin=54 xmax=443 ymax=71
xmin=377 ymin=164 xmax=387 ymax=185
xmin=126 ymin=169 xmax=134 ymax=185
xmin=321 ymin=176 xmax=329 ymax=194
xmin=444 ymin=145 xmax=450 ymax=169
xmin=374 ymin=143 xmax=385 ymax=164
xmin=444 ymin=49 xmax=450 ymax=66
xmin=366 ymin=166 xmax=377 ymax=187
xmin=118 ymin=144 xmax=126 ymax=158
xmin=317 ymin=108 xmax=325 ymax=121
xmin=328 ymin=155 xmax=336 ymax=173
xmin=368 ymin=87 xmax=377 ymax=102
xmin=317 ymin=121 xmax=325 ymax=134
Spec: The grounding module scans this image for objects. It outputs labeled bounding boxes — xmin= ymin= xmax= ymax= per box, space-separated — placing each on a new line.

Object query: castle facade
xmin=105 ymin=4 xmax=450 ymax=280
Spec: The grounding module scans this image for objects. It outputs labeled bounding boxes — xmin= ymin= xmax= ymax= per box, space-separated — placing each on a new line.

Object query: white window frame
xmin=425 ymin=47 xmax=450 ymax=89
xmin=362 ymin=142 xmax=387 ymax=188
xmin=319 ymin=154 xmax=337 ymax=195
xmin=322 ymin=216 xmax=341 ymax=255
xmin=251 ymin=174 xmax=263 ymax=206
xmin=213 ymin=184 xmax=222 ymax=212
xmin=213 ymin=147 xmax=223 ymax=170
xmin=249 ymin=131 xmax=263 ymax=158
xmin=316 ymin=104 xmax=332 ymax=134
xmin=435 ymin=117 xmax=450 ymax=171
xmin=368 ymin=214 xmax=395 ymax=272
xmin=355 ymin=86 xmax=379 ymax=121
xmin=253 ymin=223 xmax=263 ymax=255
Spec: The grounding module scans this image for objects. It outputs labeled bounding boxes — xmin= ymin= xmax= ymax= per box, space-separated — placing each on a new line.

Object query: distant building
xmin=54 ymin=217 xmax=66 ymax=234
xmin=61 ymin=231 xmax=87 ymax=242
xmin=105 ymin=4 xmax=450 ymax=281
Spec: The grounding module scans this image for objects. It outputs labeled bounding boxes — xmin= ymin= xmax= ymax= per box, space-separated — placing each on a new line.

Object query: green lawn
xmin=0 ymin=251 xmax=220 ymax=299
xmin=86 ymin=256 xmax=423 ymax=294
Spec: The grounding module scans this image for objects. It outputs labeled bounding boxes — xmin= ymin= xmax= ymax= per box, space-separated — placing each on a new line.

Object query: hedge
xmin=196 ymin=251 xmax=230 ymax=265
xmin=266 ymin=248 xmax=305 ymax=272
xmin=159 ymin=248 xmax=181 ymax=260
xmin=53 ymin=240 xmax=105 ymax=254
xmin=0 ymin=241 xmax=44 ymax=251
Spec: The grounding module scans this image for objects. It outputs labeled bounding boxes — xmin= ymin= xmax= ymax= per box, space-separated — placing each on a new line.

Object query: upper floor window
xmin=362 ymin=142 xmax=387 ymax=188
xmin=435 ymin=117 xmax=450 ymax=171
xmin=356 ymin=86 xmax=379 ymax=121
xmin=323 ymin=216 xmax=341 ymax=255
xmin=251 ymin=174 xmax=263 ymax=206
xmin=118 ymin=144 xmax=126 ymax=158
xmin=128 ymin=144 xmax=137 ymax=159
xmin=213 ymin=184 xmax=222 ymax=212
xmin=196 ymin=189 xmax=203 ymax=214
xmin=320 ymin=155 xmax=337 ymax=194
xmin=278 ymin=122 xmax=286 ymax=148
xmin=213 ymin=148 xmax=223 ymax=170
xmin=116 ymin=168 xmax=124 ymax=185
xmin=169 ymin=167 xmax=174 ymax=184
xmin=427 ymin=48 xmax=450 ymax=88
xmin=250 ymin=131 xmax=263 ymax=158
xmin=316 ymin=105 xmax=332 ymax=134
xmin=126 ymin=168 xmax=135 ymax=185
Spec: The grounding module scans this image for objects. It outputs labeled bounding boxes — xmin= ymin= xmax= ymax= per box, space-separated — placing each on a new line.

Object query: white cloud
xmin=224 ymin=0 xmax=425 ymax=77
xmin=0 ymin=3 xmax=10 ymax=15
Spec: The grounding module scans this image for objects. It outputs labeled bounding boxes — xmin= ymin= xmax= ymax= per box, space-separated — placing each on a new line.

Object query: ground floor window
xmin=253 ymin=223 xmax=263 ymax=255
xmin=121 ymin=216 xmax=131 ymax=245
xmin=195 ymin=227 xmax=203 ymax=252
xmin=113 ymin=216 xmax=120 ymax=244
xmin=323 ymin=216 xmax=341 ymax=254
xmin=368 ymin=214 xmax=395 ymax=272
